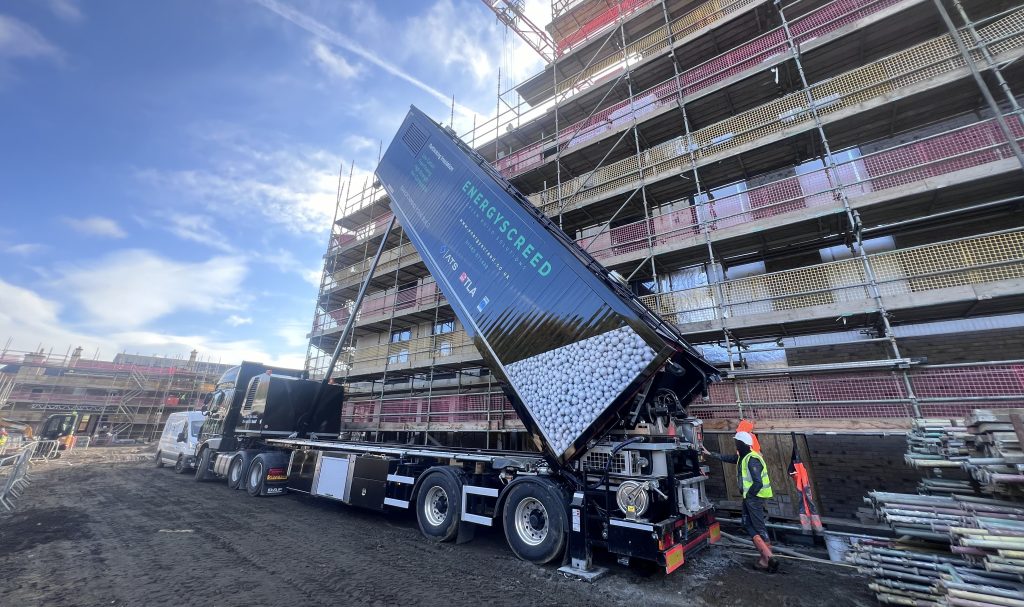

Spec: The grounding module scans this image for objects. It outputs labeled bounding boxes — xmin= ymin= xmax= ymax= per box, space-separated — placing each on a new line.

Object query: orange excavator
xmin=0 ymin=418 xmax=34 ymax=441
xmin=37 ymin=412 xmax=79 ymax=450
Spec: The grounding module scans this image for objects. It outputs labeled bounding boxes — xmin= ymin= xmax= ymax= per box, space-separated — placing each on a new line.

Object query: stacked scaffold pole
xmin=849 ymin=409 xmax=1024 ymax=606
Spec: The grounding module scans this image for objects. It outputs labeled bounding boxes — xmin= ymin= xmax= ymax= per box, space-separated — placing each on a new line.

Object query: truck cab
xmin=192 ymin=361 xmax=343 ymax=486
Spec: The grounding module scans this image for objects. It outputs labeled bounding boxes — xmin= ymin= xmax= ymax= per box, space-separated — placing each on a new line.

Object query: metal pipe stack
xmin=849 ymin=409 xmax=1024 ymax=606
xmin=904 ymin=410 xmax=1024 ymax=499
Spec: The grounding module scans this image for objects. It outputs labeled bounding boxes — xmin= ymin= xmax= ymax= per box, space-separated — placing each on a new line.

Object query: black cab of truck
xmin=196 ymin=362 xmax=305 ymax=453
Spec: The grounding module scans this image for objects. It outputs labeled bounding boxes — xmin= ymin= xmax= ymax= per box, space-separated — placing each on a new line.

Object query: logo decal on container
xmin=477 ymin=297 xmax=490 ymax=313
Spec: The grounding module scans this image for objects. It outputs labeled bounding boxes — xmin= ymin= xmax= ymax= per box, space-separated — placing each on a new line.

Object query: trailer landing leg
xmin=557 ymin=492 xmax=608 ymax=582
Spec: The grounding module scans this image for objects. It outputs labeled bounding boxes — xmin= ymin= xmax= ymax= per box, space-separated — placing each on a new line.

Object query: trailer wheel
xmin=502 ymin=481 xmax=567 ymax=564
xmin=154 ymin=450 xmax=164 ymax=468
xmin=246 ymin=457 xmax=267 ymax=497
xmin=227 ymin=455 xmax=244 ymax=489
xmin=416 ymin=472 xmax=460 ymax=542
xmin=174 ymin=455 xmax=188 ymax=474
xmin=193 ymin=448 xmax=212 ymax=482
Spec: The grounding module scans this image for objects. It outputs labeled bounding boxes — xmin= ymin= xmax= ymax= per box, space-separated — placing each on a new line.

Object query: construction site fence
xmin=0 ymin=445 xmax=34 ymax=512
xmin=338 ymin=360 xmax=1024 ymax=430
xmin=527 ymin=9 xmax=1024 ymax=213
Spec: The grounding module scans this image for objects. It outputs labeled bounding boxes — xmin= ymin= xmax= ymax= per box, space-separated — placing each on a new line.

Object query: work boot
xmin=751 ymin=535 xmax=776 ymax=572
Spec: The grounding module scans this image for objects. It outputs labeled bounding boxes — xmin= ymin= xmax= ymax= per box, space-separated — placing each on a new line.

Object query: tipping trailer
xmin=190 ymin=106 xmax=722 ymax=575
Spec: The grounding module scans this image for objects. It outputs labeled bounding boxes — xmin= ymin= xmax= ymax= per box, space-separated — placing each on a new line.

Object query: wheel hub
xmin=514 ymin=497 xmax=548 ymax=546
xmin=424 ymin=486 xmax=449 ymax=527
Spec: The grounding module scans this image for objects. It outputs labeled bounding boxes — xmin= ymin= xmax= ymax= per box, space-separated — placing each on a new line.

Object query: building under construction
xmin=306 ymin=0 xmax=1024 ymax=519
xmin=0 ymin=346 xmax=231 ymax=440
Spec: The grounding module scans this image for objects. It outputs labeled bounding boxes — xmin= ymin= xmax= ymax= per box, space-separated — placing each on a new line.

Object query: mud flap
xmin=456 ymin=520 xmax=476 ymax=544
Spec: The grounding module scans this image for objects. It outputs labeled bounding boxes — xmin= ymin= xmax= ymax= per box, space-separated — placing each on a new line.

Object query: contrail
xmin=252 ymin=0 xmax=478 ymax=120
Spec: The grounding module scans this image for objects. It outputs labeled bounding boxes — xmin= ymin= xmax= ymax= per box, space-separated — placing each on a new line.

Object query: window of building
xmin=432 ymin=320 xmax=455 ymax=335
xmin=390 ymin=328 xmax=411 ymax=343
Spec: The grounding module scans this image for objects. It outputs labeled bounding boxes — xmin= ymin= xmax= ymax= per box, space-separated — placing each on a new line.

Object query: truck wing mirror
xmin=177 ymin=430 xmax=187 ymax=443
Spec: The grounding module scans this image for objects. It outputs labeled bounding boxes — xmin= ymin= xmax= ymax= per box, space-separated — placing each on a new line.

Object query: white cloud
xmin=412 ymin=0 xmax=493 ymax=89
xmin=276 ymin=324 xmax=310 ymax=349
xmin=138 ymin=136 xmax=341 ymax=236
xmin=4 ymin=242 xmax=46 ymax=255
xmin=103 ymin=329 xmax=307 ymax=370
xmin=251 ymin=0 xmax=479 ymax=120
xmin=0 ymin=278 xmax=306 ymax=369
xmin=57 ymin=249 xmax=248 ymax=329
xmin=62 ymin=215 xmax=127 ymax=239
xmin=310 ymin=40 xmax=361 ymax=80
xmin=0 ymin=15 xmax=62 ymax=61
xmin=226 ymin=314 xmax=253 ymax=327
xmin=158 ymin=212 xmax=236 ymax=253
xmin=48 ymin=0 xmax=84 ymax=23
xmin=0 ymin=277 xmax=115 ymax=355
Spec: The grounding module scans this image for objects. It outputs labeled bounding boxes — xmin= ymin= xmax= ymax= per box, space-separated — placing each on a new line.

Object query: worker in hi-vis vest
xmin=704 ymin=431 xmax=779 ymax=572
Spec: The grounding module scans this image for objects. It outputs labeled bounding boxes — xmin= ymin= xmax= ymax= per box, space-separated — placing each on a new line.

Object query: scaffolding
xmin=0 ymin=346 xmax=229 ymax=440
xmin=305 ymin=0 xmax=1024 ymax=437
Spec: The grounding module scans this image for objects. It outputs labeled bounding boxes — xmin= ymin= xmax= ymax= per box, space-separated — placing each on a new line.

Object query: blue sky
xmin=0 ymin=0 xmax=544 ymax=367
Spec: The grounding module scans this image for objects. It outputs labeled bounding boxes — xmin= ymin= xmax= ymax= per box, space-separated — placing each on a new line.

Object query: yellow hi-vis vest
xmin=740 ymin=451 xmax=773 ymax=499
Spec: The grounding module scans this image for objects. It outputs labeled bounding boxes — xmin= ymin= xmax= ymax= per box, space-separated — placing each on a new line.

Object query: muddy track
xmin=0 ymin=457 xmax=874 ymax=606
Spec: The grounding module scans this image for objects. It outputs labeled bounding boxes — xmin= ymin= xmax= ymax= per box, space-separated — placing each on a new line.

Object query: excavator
xmin=0 ymin=413 xmax=79 ymax=452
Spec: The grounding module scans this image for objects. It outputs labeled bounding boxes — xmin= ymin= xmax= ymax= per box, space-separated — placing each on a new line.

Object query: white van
xmin=155 ymin=411 xmax=205 ymax=473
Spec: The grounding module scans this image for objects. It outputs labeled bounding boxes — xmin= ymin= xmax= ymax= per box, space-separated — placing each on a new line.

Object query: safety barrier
xmin=640 ymin=229 xmax=1024 ymax=324
xmin=555 ymin=0 xmax=658 ymax=55
xmin=555 ymin=0 xmax=765 ymax=100
xmin=346 ymin=330 xmax=478 ymax=377
xmin=0 ymin=446 xmax=35 ymax=511
xmin=497 ymin=0 xmax=907 ymax=178
xmin=692 ymin=361 xmax=1024 ymax=420
xmin=526 ymin=10 xmax=1024 ymax=214
xmin=341 ymin=392 xmax=520 ymax=430
xmin=578 ymin=116 xmax=1024 ymax=260
xmin=314 ymin=115 xmax=1023 ymax=335
xmin=327 ymin=212 xmax=395 ymax=258
xmin=339 ymin=361 xmax=1024 ymax=429
xmin=335 ymin=230 xmax=1023 ymax=378
xmin=31 ymin=440 xmax=62 ymax=461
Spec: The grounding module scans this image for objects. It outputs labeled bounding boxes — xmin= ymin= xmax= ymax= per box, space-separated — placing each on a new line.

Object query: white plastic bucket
xmin=823 ymin=532 xmax=851 ymax=562
xmin=682 ymin=487 xmax=701 ymax=511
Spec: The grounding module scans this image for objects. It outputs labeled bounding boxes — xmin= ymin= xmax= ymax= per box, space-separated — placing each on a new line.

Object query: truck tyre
xmin=416 ymin=471 xmax=461 ymax=542
xmin=194 ymin=448 xmax=213 ymax=482
xmin=246 ymin=457 xmax=267 ymax=497
xmin=174 ymin=455 xmax=188 ymax=474
xmin=154 ymin=450 xmax=164 ymax=468
xmin=227 ymin=455 xmax=244 ymax=489
xmin=502 ymin=481 xmax=567 ymax=564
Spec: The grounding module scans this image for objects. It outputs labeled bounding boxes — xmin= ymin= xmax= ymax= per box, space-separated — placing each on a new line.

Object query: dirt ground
xmin=1 ymin=447 xmax=875 ymax=607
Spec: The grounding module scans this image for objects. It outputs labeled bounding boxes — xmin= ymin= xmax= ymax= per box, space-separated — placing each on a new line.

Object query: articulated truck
xmin=189 ymin=106 xmax=722 ymax=576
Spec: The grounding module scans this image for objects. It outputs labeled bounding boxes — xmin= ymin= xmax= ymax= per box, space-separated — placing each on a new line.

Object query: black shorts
xmin=742 ymin=497 xmax=769 ymax=541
